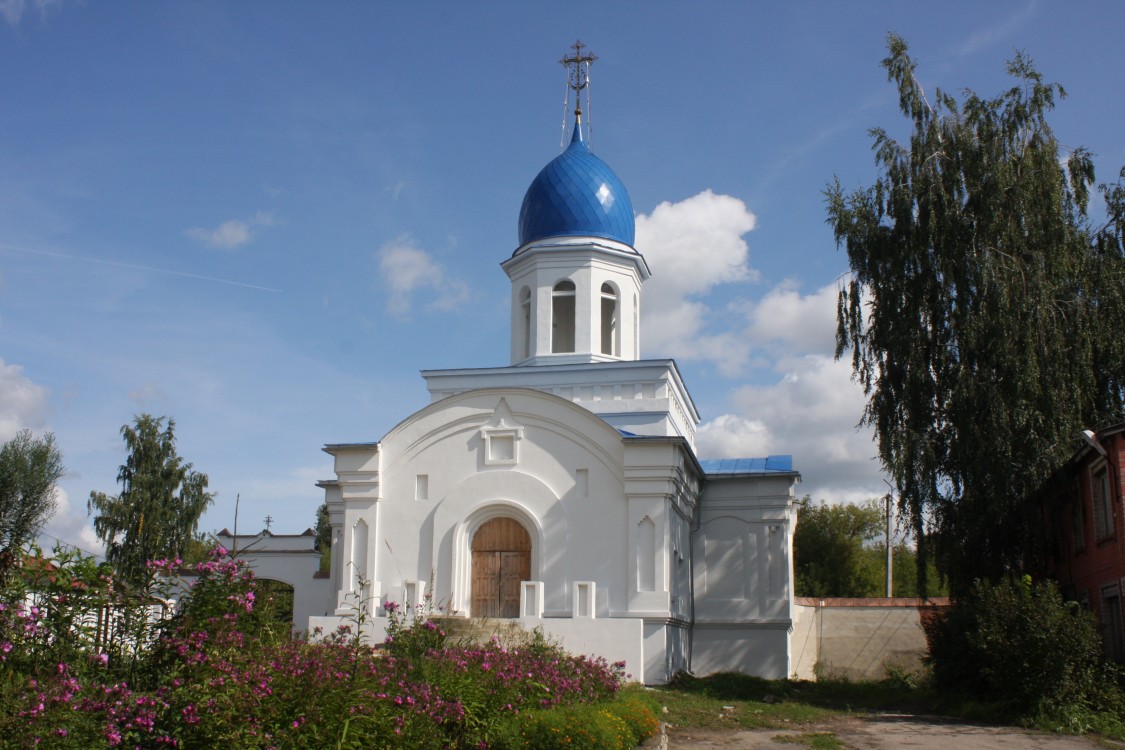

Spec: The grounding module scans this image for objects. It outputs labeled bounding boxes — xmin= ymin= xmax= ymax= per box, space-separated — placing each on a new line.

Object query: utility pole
xmin=883 ymin=480 xmax=894 ymax=598
xmin=232 ymin=493 xmax=240 ymax=555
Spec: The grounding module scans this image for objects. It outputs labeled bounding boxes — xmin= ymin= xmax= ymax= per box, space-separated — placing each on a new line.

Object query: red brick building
xmin=1052 ymin=422 xmax=1125 ymax=662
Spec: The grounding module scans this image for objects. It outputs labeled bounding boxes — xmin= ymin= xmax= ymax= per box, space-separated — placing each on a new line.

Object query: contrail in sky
xmin=0 ymin=243 xmax=283 ymax=293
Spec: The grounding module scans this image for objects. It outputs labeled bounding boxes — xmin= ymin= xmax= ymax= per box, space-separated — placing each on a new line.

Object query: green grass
xmin=772 ymin=732 xmax=847 ymax=749
xmin=647 ymin=672 xmax=1125 ymax=744
xmin=649 ymin=671 xmax=937 ymax=731
xmin=648 ymin=673 xmax=842 ymax=731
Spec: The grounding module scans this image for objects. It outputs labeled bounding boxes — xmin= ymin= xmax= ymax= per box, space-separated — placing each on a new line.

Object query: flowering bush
xmin=0 ymin=547 xmax=645 ymax=749
xmin=383 ymin=598 xmax=448 ymax=662
xmin=498 ymin=704 xmax=632 ymax=750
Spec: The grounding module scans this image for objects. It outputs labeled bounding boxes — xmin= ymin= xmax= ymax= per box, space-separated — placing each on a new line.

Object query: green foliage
xmin=314 ymin=501 xmax=331 ymax=571
xmin=772 ymin=733 xmax=845 ymax=749
xmin=88 ymin=414 xmax=214 ymax=586
xmin=3 ymin=546 xmax=631 ymax=749
xmin=661 ymin=672 xmax=838 ymax=729
xmin=828 ymin=36 xmax=1125 ymax=593
xmin=603 ymin=692 xmax=662 ymax=744
xmin=497 ymin=704 xmax=633 ymax=750
xmin=923 ymin=577 xmax=1125 ymax=722
xmin=0 ymin=431 xmax=64 ymax=578
xmin=794 ymin=499 xmax=945 ymax=597
xmin=382 ymin=598 xmax=448 ymax=662
xmin=794 ymin=499 xmax=882 ymax=597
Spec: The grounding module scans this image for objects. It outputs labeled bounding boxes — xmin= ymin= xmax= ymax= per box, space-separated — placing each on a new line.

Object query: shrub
xmin=2 ymin=547 xmax=633 ymax=749
xmin=498 ymin=704 xmax=633 ymax=750
xmin=383 ymin=599 xmax=447 ymax=662
xmin=603 ymin=693 xmax=662 ymax=744
xmin=924 ymin=576 xmax=1124 ymax=721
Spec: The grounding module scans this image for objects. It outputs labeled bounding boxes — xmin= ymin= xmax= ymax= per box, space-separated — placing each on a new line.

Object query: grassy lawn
xmin=644 ymin=672 xmax=929 ymax=732
xmin=639 ymin=672 xmax=1125 ymax=744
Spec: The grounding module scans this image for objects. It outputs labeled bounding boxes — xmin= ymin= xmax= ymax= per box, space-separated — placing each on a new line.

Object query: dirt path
xmin=667 ymin=714 xmax=1124 ymax=749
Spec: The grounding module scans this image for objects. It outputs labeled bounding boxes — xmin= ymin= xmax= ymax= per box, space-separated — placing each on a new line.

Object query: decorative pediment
xmin=480 ymin=398 xmax=524 ymax=466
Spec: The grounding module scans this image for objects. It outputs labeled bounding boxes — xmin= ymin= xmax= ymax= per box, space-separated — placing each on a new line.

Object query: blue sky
xmin=2 ymin=1 xmax=1123 ymax=556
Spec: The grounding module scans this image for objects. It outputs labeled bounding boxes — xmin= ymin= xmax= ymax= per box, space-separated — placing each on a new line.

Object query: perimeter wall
xmin=790 ymin=597 xmax=949 ymax=681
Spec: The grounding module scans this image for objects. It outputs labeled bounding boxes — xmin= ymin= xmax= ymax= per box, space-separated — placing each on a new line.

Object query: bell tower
xmin=503 ymin=41 xmax=650 ymax=367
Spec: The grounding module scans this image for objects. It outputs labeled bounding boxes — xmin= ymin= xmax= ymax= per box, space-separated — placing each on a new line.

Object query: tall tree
xmin=793 ymin=499 xmax=945 ymax=598
xmin=828 ymin=36 xmax=1125 ymax=593
xmin=88 ymin=415 xmax=214 ymax=585
xmin=794 ymin=500 xmax=883 ymax=598
xmin=314 ymin=501 xmax=331 ymax=572
xmin=0 ymin=430 xmax=65 ymax=576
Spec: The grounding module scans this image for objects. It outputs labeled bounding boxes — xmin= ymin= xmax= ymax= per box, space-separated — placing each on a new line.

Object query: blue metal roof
xmin=518 ymin=121 xmax=635 ymax=247
xmin=699 ymin=456 xmax=794 ymax=475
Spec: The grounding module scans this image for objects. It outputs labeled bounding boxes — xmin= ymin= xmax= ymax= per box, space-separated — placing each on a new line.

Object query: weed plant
xmin=0 ymin=546 xmax=656 ymax=749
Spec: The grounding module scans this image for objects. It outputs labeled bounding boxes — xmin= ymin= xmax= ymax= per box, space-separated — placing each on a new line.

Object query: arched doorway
xmin=471 ymin=517 xmax=531 ymax=618
xmin=254 ymin=579 xmax=295 ymax=628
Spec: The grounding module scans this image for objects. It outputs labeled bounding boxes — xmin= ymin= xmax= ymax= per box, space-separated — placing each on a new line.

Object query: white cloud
xmin=635 ymin=190 xmax=759 ymax=373
xmin=743 ymin=280 xmax=841 ymax=354
xmin=690 ymin=276 xmax=886 ymax=504
xmin=0 ymin=358 xmax=50 ymax=441
xmin=953 ymin=2 xmax=1037 ymax=58
xmin=697 ymin=414 xmax=771 ymax=457
xmin=701 ymin=354 xmax=882 ymax=504
xmin=0 ymin=359 xmax=95 ymax=554
xmin=128 ymin=382 xmax=170 ymax=407
xmin=0 ymin=0 xmax=63 ymax=26
xmin=628 ymin=189 xmax=884 ymax=503
xmin=40 ymin=486 xmax=106 ymax=558
xmin=378 ymin=238 xmax=469 ymax=319
xmin=186 ymin=211 xmax=275 ymax=249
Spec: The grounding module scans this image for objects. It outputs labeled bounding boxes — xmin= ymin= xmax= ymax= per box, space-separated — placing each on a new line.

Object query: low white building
xmin=216 ymin=528 xmax=331 ymax=630
xmin=307 ymin=51 xmax=800 ymax=684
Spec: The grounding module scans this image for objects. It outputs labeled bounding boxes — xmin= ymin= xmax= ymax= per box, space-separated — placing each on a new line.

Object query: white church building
xmin=307 ymin=46 xmax=800 ymax=684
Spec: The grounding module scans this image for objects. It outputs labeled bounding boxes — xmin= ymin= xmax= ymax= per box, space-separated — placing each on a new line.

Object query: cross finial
xmin=560 ymin=40 xmax=597 ymax=118
xmin=263 ymin=514 xmax=274 ymax=532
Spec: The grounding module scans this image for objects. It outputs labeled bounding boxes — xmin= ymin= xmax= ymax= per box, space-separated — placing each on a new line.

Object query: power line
xmin=34 ymin=532 xmax=106 ymax=561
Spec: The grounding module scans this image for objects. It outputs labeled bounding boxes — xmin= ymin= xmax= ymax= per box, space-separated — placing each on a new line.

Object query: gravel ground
xmin=666 ymin=714 xmax=1125 ymax=749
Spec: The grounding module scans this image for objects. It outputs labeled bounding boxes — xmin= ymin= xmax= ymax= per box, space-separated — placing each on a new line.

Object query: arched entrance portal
xmin=471 ymin=517 xmax=531 ymax=618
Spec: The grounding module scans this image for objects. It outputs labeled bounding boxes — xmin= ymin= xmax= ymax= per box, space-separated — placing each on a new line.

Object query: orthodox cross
xmin=560 ymin=40 xmax=596 ymax=119
xmin=263 ymin=514 xmax=274 ymax=532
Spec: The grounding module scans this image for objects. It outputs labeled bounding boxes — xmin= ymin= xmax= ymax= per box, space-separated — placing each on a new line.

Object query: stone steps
xmin=430 ymin=616 xmax=528 ymax=647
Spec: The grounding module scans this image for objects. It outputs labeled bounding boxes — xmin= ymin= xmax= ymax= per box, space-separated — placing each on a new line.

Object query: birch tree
xmin=88 ymin=415 xmax=213 ymax=585
xmin=828 ymin=36 xmax=1125 ymax=593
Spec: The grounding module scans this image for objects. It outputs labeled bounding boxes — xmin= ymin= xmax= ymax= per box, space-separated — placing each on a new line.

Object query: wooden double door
xmin=471 ymin=517 xmax=531 ymax=618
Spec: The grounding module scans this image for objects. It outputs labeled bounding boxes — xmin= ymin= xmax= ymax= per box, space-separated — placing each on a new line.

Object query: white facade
xmin=309 ymin=384 xmax=799 ymax=683
xmin=504 ymin=236 xmax=648 ymax=366
xmin=216 ymin=529 xmax=332 ymax=629
xmin=303 ymin=105 xmax=801 ymax=684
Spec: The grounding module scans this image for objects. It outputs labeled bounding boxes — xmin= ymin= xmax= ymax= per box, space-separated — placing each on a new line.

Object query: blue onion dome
xmin=518 ymin=120 xmax=635 ymax=247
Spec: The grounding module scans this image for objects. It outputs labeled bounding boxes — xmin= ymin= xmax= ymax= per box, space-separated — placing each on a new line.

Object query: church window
xmin=489 ymin=434 xmax=515 ymax=462
xmin=481 ymin=425 xmax=522 ymax=466
xmin=350 ymin=519 xmax=368 ymax=593
xmin=415 ymin=474 xmax=429 ymax=501
xmin=600 ymin=282 xmax=618 ymax=356
xmin=552 ymin=280 xmax=576 ymax=353
xmin=519 ymin=287 xmax=532 ymax=360
xmin=637 ymin=516 xmax=656 ymax=592
xmin=633 ymin=294 xmax=639 ymax=357
xmin=1092 ymin=463 xmax=1114 ymax=540
xmin=1072 ymin=481 xmax=1086 ymax=552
